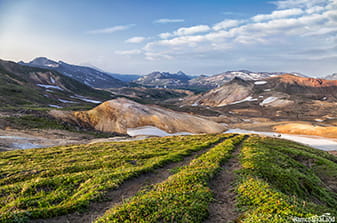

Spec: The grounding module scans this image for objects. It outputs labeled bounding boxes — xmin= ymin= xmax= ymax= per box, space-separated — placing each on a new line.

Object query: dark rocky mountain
xmin=19 ymin=57 xmax=126 ymax=88
xmin=133 ymin=71 xmax=191 ymax=88
xmin=0 ymin=59 xmax=112 ymax=108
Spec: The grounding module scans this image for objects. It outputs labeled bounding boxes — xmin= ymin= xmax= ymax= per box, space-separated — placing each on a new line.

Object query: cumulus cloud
xmin=153 ymin=18 xmax=184 ymax=24
xmin=213 ymin=19 xmax=243 ymax=31
xmin=159 ymin=25 xmax=210 ymax=39
xmin=126 ymin=36 xmax=146 ymax=43
xmin=87 ymin=24 xmax=135 ymax=34
xmin=271 ymin=0 xmax=329 ymax=9
xmin=118 ymin=0 xmax=337 ymax=75
xmin=252 ymin=8 xmax=303 ymax=22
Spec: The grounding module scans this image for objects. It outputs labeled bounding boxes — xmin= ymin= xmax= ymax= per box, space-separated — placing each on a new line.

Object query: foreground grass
xmin=95 ymin=134 xmax=245 ymax=223
xmin=0 ymin=134 xmax=228 ymax=222
xmin=237 ymin=136 xmax=337 ymax=222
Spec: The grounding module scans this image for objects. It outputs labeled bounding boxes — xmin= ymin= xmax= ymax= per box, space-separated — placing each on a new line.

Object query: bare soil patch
xmin=204 ymin=137 xmax=247 ymax=223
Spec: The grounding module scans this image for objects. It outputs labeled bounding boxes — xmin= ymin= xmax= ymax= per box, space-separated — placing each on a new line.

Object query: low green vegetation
xmin=237 ymin=136 xmax=337 ymax=222
xmin=1 ymin=134 xmax=336 ymax=223
xmin=2 ymin=114 xmax=116 ymax=138
xmin=95 ymin=134 xmax=245 ymax=223
xmin=0 ymin=61 xmax=112 ymax=109
xmin=0 ymin=134 xmax=226 ymax=222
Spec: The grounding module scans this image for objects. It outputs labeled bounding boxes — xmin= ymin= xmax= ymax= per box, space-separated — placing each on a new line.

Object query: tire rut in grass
xmin=204 ymin=135 xmax=248 ymax=223
xmin=31 ymin=135 xmax=235 ymax=223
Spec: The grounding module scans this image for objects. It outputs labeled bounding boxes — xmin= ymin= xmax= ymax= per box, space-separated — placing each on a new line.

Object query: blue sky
xmin=0 ymin=0 xmax=336 ymax=76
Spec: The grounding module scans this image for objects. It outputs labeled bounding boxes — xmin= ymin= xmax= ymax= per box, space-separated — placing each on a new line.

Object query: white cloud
xmin=87 ymin=24 xmax=135 ymax=34
xmin=158 ymin=25 xmax=210 ymax=39
xmin=213 ymin=19 xmax=243 ymax=31
xmin=126 ymin=36 xmax=146 ymax=43
xmin=252 ymin=8 xmax=303 ymax=22
xmin=113 ymin=0 xmax=337 ymax=76
xmin=174 ymin=25 xmax=210 ymax=36
xmin=271 ymin=0 xmax=330 ymax=9
xmin=158 ymin=32 xmax=172 ymax=39
xmin=153 ymin=18 xmax=184 ymax=24
xmin=115 ymin=49 xmax=142 ymax=55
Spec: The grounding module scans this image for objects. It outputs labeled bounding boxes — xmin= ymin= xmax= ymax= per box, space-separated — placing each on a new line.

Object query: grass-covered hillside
xmin=0 ymin=59 xmax=112 ymax=110
xmin=0 ymin=134 xmax=336 ymax=222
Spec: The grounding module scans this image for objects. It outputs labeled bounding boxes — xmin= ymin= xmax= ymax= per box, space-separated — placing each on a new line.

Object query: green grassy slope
xmin=237 ymin=136 xmax=337 ymax=222
xmin=0 ymin=134 xmax=336 ymax=223
xmin=0 ymin=59 xmax=112 ymax=109
xmin=0 ymin=134 xmax=226 ymax=222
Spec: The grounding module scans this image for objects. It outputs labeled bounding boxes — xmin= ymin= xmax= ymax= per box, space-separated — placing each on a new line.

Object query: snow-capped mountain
xmin=188 ymin=70 xmax=302 ymax=89
xmin=19 ymin=57 xmax=126 ymax=88
xmin=324 ymin=73 xmax=337 ymax=80
xmin=133 ymin=71 xmax=191 ymax=88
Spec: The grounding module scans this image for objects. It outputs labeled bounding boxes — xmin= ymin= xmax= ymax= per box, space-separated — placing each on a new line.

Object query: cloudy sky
xmin=0 ymin=0 xmax=336 ymax=76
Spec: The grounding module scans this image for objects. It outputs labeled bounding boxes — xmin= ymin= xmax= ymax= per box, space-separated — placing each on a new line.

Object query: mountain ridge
xmin=19 ymin=57 xmax=127 ymax=88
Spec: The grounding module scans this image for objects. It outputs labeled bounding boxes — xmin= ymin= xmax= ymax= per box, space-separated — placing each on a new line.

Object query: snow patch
xmin=254 ymin=81 xmax=267 ymax=85
xmin=50 ymin=77 xmax=56 ymax=84
xmin=71 ymin=95 xmax=102 ymax=104
xmin=127 ymin=126 xmax=192 ymax=137
xmin=225 ymin=129 xmax=337 ymax=151
xmin=260 ymin=97 xmax=278 ymax=106
xmin=315 ymin=119 xmax=324 ymax=122
xmin=37 ymin=84 xmax=63 ymax=91
xmin=229 ymin=96 xmax=258 ymax=105
xmin=264 ymin=89 xmax=271 ymax=92
xmin=11 ymin=143 xmax=42 ymax=150
xmin=58 ymin=99 xmax=76 ymax=104
xmin=49 ymin=104 xmax=63 ymax=108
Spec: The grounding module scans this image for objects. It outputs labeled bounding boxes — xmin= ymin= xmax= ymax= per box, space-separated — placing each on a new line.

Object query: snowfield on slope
xmin=225 ymin=129 xmax=337 ymax=151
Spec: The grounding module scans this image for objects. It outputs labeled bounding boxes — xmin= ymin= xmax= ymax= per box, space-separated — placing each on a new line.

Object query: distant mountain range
xmin=133 ymin=71 xmax=192 ymax=88
xmin=18 ymin=57 xmax=318 ymax=91
xmin=19 ymin=57 xmax=128 ymax=88
xmin=0 ymin=59 xmax=112 ymax=108
xmin=184 ymin=74 xmax=337 ymax=121
xmin=133 ymin=70 xmax=306 ymax=91
xmin=324 ymin=73 xmax=337 ymax=80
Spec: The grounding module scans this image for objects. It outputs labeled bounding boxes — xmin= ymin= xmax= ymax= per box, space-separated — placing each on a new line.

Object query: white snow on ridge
xmin=58 ymin=99 xmax=76 ymax=104
xmin=229 ymin=96 xmax=258 ymax=105
xmin=71 ymin=95 xmax=102 ymax=104
xmin=49 ymin=104 xmax=63 ymax=108
xmin=260 ymin=96 xmax=278 ymax=106
xmin=127 ymin=126 xmax=192 ymax=137
xmin=37 ymin=84 xmax=63 ymax=91
xmin=225 ymin=129 xmax=337 ymax=151
xmin=50 ymin=77 xmax=56 ymax=84
xmin=254 ymin=81 xmax=267 ymax=85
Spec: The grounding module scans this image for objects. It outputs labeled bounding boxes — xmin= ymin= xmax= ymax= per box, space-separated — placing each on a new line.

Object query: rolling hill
xmin=51 ymin=98 xmax=226 ymax=134
xmin=0 ymin=134 xmax=336 ymax=222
